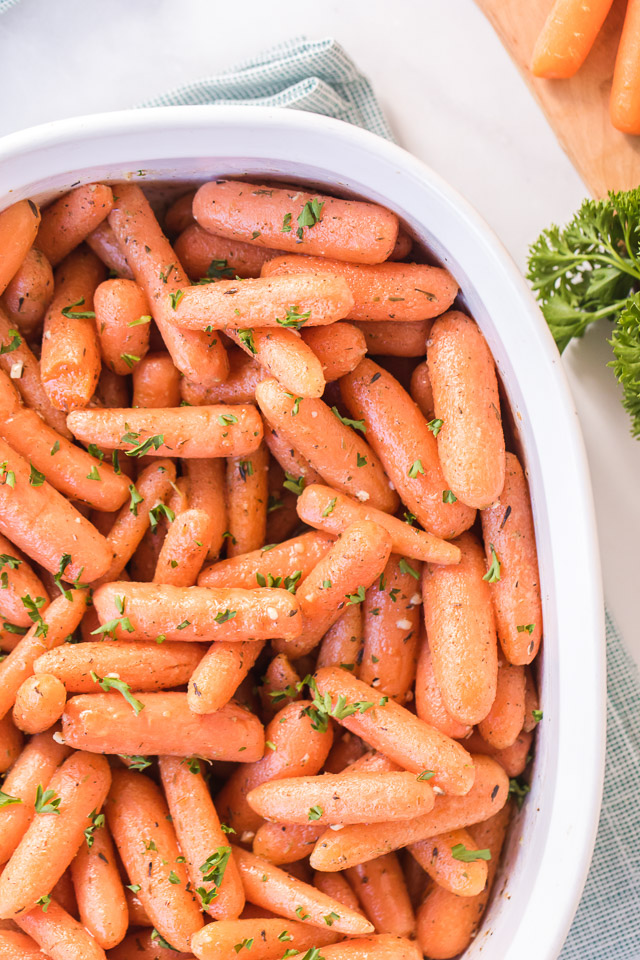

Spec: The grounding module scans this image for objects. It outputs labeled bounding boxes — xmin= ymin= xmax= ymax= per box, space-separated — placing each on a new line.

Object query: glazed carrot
xmin=259 ymin=656 xmax=300 ymax=726
xmin=252 ymin=821 xmax=325 ymax=865
xmin=297 ymin=485 xmax=460 ymax=566
xmin=416 ymin=804 xmax=511 ymax=959
xmin=478 ymin=661 xmax=526 ymax=749
xmin=0 ymin=713 xmax=23 ymax=772
xmin=94 ymin=580 xmax=301 ymax=642
xmin=132 ymin=352 xmax=181 ymax=407
xmin=67 ymin=403 xmax=263 ymax=458
xmin=182 ymin=459 xmax=227 ymax=560
xmin=226 ymin=327 xmax=326 ymax=398
xmin=248 ymin=770 xmax=435 ymax=824
xmin=355 ymin=319 xmax=432 ymax=357
xmin=463 ymin=729 xmax=533 ymax=778
xmin=0 ymin=200 xmax=41 ymax=296
xmin=198 ymin=531 xmax=333 ymax=589
xmin=37 ymin=184 xmax=114 ymax=267
xmin=93 ymin=278 xmax=151 ymax=375
xmin=256 ymin=378 xmax=399 ymax=513
xmin=359 ymin=554 xmax=421 ymax=700
xmin=300 ymin=322 xmax=367 ymax=382
xmin=523 ymin=667 xmax=541 ymax=733
xmin=108 ymin=184 xmax=228 ymax=386
xmin=341 ymin=359 xmax=476 ymax=539
xmin=0 ymin=534 xmax=49 ymax=628
xmin=266 ymin=482 xmax=299 ymax=544
xmin=389 ymin=227 xmax=413 ymax=261
xmin=611 ymin=0 xmax=640 ymax=132
xmin=216 ymin=699 xmax=334 ymax=834
xmin=428 ymin=312 xmax=506 ymax=509
xmin=159 ymin=756 xmax=244 ymax=921
xmin=124 ymin=887 xmax=152 ymax=927
xmin=263 ymin=256 xmax=457 ymax=322
xmin=15 ymin=898 xmax=107 ymax=960
xmin=193 ymin=180 xmax=398 ymax=264
xmin=346 ymin=853 xmax=415 ymax=937
xmin=0 ymin=727 xmax=70 ymax=863
xmin=0 ymin=929 xmax=45 ymax=958
xmin=423 ymin=532 xmax=498 ymax=725
xmin=309 ymin=755 xmax=508 ymax=871
xmin=314 ymin=871 xmax=362 ymax=914
xmin=93 ymin=367 xmax=131 ymax=410
xmin=409 ymin=361 xmax=434 ymax=421
xmin=1 ymin=247 xmax=53 ymax=337
xmin=0 ymin=627 xmax=21 ymax=652
xmin=40 ymin=246 xmax=106 ymax=411
xmin=0 ymin=590 xmax=89 ymax=720
xmin=182 ymin=348 xmax=264 ymax=406
xmin=174 ymin=274 xmax=353 ymax=329
xmin=70 ymin=820 xmax=128 ymax=949
xmin=34 ymin=640 xmax=205 ymax=692
xmin=226 ymin=443 xmax=269 ymax=557
xmin=532 ymin=0 xmax=613 ymax=78
xmin=107 ymin=769 xmax=203 ymax=952
xmin=153 ymin=509 xmax=214 ymax=586
xmin=410 ymin=827 xmax=488 ymax=897
xmin=190 ymin=917 xmax=339 ymax=960
xmin=0 ymin=305 xmax=71 ymax=438
xmin=0 ymin=370 xmax=129 ymax=511
xmin=0 ymin=751 xmax=111 ymax=917
xmin=263 ymin=423 xmax=322 ymax=486
xmin=273 ymin=520 xmax=392 ymax=659
xmin=187 ymin=639 xmax=264 ymax=714
xmin=85 ymin=220 xmax=133 ymax=279
xmin=312 ymin=666 xmax=473 ymax=795
xmin=165 ymin=191 xmax=197 ymax=237
xmin=480 ymin=452 xmax=543 ymax=665
xmin=63 ymin=691 xmax=264 ymax=759
xmin=323 ymin=732 xmax=367 ymax=773
xmin=414 ymin=636 xmax=471 ymax=740
xmin=286 ymin=935 xmax=422 ymax=960
xmin=175 ymin=221 xmax=287 ymax=280
xmin=110 ymin=929 xmax=192 ymax=959
xmin=231 ymin=845 xmax=374 ymax=935
xmin=317 ymin=604 xmax=363 ymax=674
xmin=13 ymin=673 xmax=66 ymax=733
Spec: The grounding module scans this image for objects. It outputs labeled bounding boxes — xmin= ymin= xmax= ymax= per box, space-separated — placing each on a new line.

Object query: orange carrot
xmin=164 ymin=191 xmax=197 ymax=237
xmin=153 ymin=508 xmax=214 ymax=586
xmin=0 ymin=200 xmax=41 ymax=296
xmin=409 ymin=361 xmax=434 ymax=421
xmin=193 ymin=180 xmax=398 ymax=265
xmin=181 ymin=348 xmax=264 ymax=406
xmin=0 ymin=713 xmax=23 ymax=773
xmin=286 ymin=936 xmax=422 ymax=960
xmin=198 ymin=531 xmax=333 ymax=589
xmin=480 ymin=452 xmax=543 ymax=665
xmin=124 ymin=888 xmax=152 ymax=927
xmin=225 ymin=443 xmax=269 ymax=557
xmin=13 ymin=673 xmax=66 ymax=733
xmin=347 ymin=853 xmax=415 ymax=937
xmin=190 ymin=917 xmax=339 ymax=960
xmin=226 ymin=326 xmax=326 ymax=399
xmin=175 ymin=221 xmax=288 ymax=280
xmin=300 ymin=322 xmax=367 ymax=382
xmin=409 ymin=827 xmax=488 ymax=897
xmin=15 ymin=898 xmax=108 ymax=960
xmin=611 ymin=0 xmax=640 ymax=132
xmin=187 ymin=639 xmax=264 ymax=714
xmin=0 ymin=247 xmax=53 ymax=338
xmin=252 ymin=821 xmax=325 ymax=865
xmin=93 ymin=366 xmax=131 ymax=409
xmin=70 ymin=819 xmax=128 ymax=949
xmin=37 ymin=184 xmax=114 ymax=267
xmin=263 ymin=423 xmax=322 ymax=487
xmin=414 ymin=635 xmax=471 ymax=740
xmin=85 ymin=220 xmax=133 ymax=279
xmin=94 ymin=278 xmax=151 ymax=375
xmin=132 ymin=352 xmax=181 ymax=408
xmin=523 ymin=667 xmax=541 ymax=733
xmin=478 ymin=661 xmax=526 ymax=749
xmin=0 ymin=929 xmax=45 ymax=958
xmin=317 ymin=604 xmax=363 ymax=675
xmin=107 ymin=769 xmax=203 ymax=952
xmin=355 ymin=319 xmax=432 ymax=357
xmin=0 ymin=534 xmax=49 ymax=628
xmin=314 ymin=871 xmax=362 ymax=914
xmin=0 ymin=751 xmax=111 ymax=918
xmin=463 ymin=729 xmax=533 ymax=778
xmin=532 ymin=0 xmax=613 ymax=78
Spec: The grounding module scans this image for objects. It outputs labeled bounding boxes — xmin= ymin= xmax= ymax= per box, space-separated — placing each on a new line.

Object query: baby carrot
xmin=422 ymin=532 xmax=498 ymax=725
xmin=256 ymin=378 xmax=399 ymax=514
xmin=153 ymin=508 xmax=214 ymax=586
xmin=124 ymin=887 xmax=152 ymax=927
xmin=107 ymin=769 xmax=203 ymax=952
xmin=409 ymin=361 xmax=434 ymax=421
xmin=13 ymin=673 xmax=66 ymax=733
xmin=226 ymin=443 xmax=269 ymax=557
xmin=182 ymin=348 xmax=264 ymax=406
xmin=428 ymin=311 xmax=506 ymax=509
xmin=264 ymin=423 xmax=322 ymax=487
xmin=463 ymin=729 xmax=533 ymax=778
xmin=355 ymin=319 xmax=432 ymax=356
xmin=341 ymin=358 xmax=476 ymax=539
xmin=93 ymin=580 xmax=301 ymax=642
xmin=611 ymin=0 xmax=640 ymax=133
xmin=252 ymin=821 xmax=325 ymax=865
xmin=409 ymin=827 xmax=488 ymax=897
xmin=62 ymin=692 xmax=265 ymax=761
xmin=175 ymin=221 xmax=287 ymax=280
xmin=0 ymin=713 xmax=23 ymax=772
xmin=108 ymin=184 xmax=228 ymax=386
xmin=0 ymin=200 xmax=41 ymax=296
xmin=199 ymin=531 xmax=333 ymax=589
xmin=40 ymin=246 xmax=106 ymax=411
xmin=263 ymin=256 xmax=457 ymax=322
xmin=1 ymin=247 xmax=53 ymax=337
xmin=182 ymin=459 xmax=227 ymax=560
xmin=85 ymin=220 xmax=133 ymax=279
xmin=70 ymin=820 xmax=128 ymax=949
xmin=523 ymin=667 xmax=541 ymax=733
xmin=287 ymin=936 xmax=422 ymax=960
xmin=0 ymin=750 xmax=111 ymax=918
xmin=414 ymin=636 xmax=471 ymax=740
xmin=132 ymin=352 xmax=181 ymax=407
xmin=312 ymin=666 xmax=473 ymax=795
xmin=190 ymin=917 xmax=339 ymax=960
xmin=317 ymin=604 xmax=363 ymax=674
xmin=0 ymin=589 xmax=89 ymax=720
xmin=165 ymin=190 xmax=196 ymax=237
xmin=259 ymin=652 xmax=302 ymax=721
xmin=314 ymin=871 xmax=362 ymax=914
xmin=301 ymin=322 xmax=367 ymax=382
xmin=297 ymin=485 xmax=460 ymax=566
xmin=0 ymin=534 xmax=49 ymax=628
xmin=480 ymin=452 xmax=543 ymax=664
xmin=34 ymin=640 xmax=205 ymax=692
xmin=37 ymin=184 xmax=114 ymax=267
xmin=532 ymin=0 xmax=613 ymax=78
xmin=187 ymin=639 xmax=264 ymax=714
xmin=309 ymin=755 xmax=508 ymax=871
xmin=94 ymin=278 xmax=151 ymax=375
xmin=15 ymin=898 xmax=108 ymax=960
xmin=359 ymin=554 xmax=422 ymax=700
xmin=226 ymin=326 xmax=326 ymax=399
xmin=193 ymin=180 xmax=398 ymax=264
xmin=67 ymin=403 xmax=263 ymax=458
xmin=0 ymin=929 xmax=45 ymax=958
xmin=478 ymin=661 xmax=526 ymax=749
xmin=347 ymin=853 xmax=415 ymax=937
xmin=231 ymin=845 xmax=374 ymax=935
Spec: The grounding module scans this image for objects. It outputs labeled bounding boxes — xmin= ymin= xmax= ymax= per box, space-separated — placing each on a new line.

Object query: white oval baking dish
xmin=0 ymin=106 xmax=605 ymax=960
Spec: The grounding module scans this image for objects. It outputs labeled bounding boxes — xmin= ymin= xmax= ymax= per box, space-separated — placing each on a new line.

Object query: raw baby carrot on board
xmin=226 ymin=326 xmax=326 ymax=398
xmin=132 ymin=351 xmax=181 ymax=408
xmin=0 ymin=199 xmax=41 ymax=296
xmin=1 ymin=246 xmax=53 ymax=337
xmin=36 ymin=183 xmax=114 ymax=267
xmin=70 ymin=819 xmax=129 ymax=950
xmin=13 ymin=673 xmax=66 ymax=733
xmin=93 ymin=277 xmax=151 ymax=375
xmin=611 ymin=0 xmax=640 ymax=133
xmin=85 ymin=219 xmax=133 ymax=279
xmin=193 ymin=180 xmax=399 ymax=264
xmin=175 ymin=220 xmax=288 ymax=279
xmin=531 ymin=0 xmax=614 ymax=79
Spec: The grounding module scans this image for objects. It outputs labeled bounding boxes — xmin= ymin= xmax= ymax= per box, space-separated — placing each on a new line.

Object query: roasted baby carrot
xmin=288 ymin=936 xmax=422 ymax=960
xmin=347 ymin=853 xmax=415 ymax=937
xmin=226 ymin=443 xmax=269 ymax=557
xmin=0 ymin=929 xmax=46 ymax=958
xmin=182 ymin=458 xmax=227 ymax=560
xmin=355 ymin=319 xmax=432 ymax=356
xmin=62 ymin=692 xmax=265 ymax=761
xmin=94 ymin=278 xmax=151 ymax=375
xmin=15 ymin=898 xmax=108 ymax=960
xmin=0 ymin=246 xmax=53 ymax=337
xmin=132 ymin=351 xmax=181 ymax=407
xmin=187 ymin=639 xmax=264 ymax=714
xmin=317 ymin=604 xmax=363 ymax=674
xmin=314 ymin=870 xmax=362 ymax=914
xmin=182 ymin=348 xmax=264 ymax=406
xmin=414 ymin=635 xmax=471 ymax=740
xmin=198 ymin=531 xmax=333 ymax=588
xmin=478 ymin=661 xmax=526 ymax=750
xmin=0 ymin=534 xmax=49 ymax=628
xmin=175 ymin=221 xmax=287 ymax=280
xmin=409 ymin=827 xmax=488 ymax=898
xmin=428 ymin=311 xmax=505 ymax=509
xmin=264 ymin=423 xmax=322 ymax=487
xmin=259 ymin=652 xmax=302 ymax=721
xmin=13 ymin=673 xmax=66 ymax=733
xmin=523 ymin=667 xmax=541 ymax=733
xmin=409 ymin=361 xmax=435 ymax=421
xmin=85 ymin=220 xmax=133 ymax=279
xmin=463 ymin=729 xmax=533 ymax=778
xmin=70 ymin=819 xmax=128 ymax=949
xmin=226 ymin=326 xmax=326 ymax=399
xmin=193 ymin=180 xmax=398 ymax=264
xmin=252 ymin=820 xmax=325 ymax=865
xmin=532 ymin=0 xmax=613 ymax=78
xmin=0 ymin=200 xmax=41 ymax=296
xmin=190 ymin=917 xmax=339 ymax=960
xmin=301 ymin=322 xmax=368 ymax=382
xmin=165 ymin=190 xmax=197 ymax=237
xmin=0 ymin=712 xmax=23 ymax=773
xmin=37 ymin=184 xmax=114 ymax=267
xmin=153 ymin=508 xmax=214 ymax=586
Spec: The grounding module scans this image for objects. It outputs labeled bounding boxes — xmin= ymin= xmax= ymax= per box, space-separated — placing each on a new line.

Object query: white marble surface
xmin=1 ymin=0 xmax=639 ymax=663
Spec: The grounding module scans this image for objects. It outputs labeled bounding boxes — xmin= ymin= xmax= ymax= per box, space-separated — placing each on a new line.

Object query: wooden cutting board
xmin=476 ymin=0 xmax=640 ymax=197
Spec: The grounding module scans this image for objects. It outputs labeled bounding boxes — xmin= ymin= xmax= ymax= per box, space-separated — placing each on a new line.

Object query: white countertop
xmin=1 ymin=0 xmax=638 ymax=665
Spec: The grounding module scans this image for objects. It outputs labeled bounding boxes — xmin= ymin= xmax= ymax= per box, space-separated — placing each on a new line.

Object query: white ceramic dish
xmin=0 ymin=106 xmax=605 ymax=959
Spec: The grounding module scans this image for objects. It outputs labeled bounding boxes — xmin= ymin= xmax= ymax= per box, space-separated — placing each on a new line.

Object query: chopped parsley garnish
xmin=90 ymin=671 xmax=145 ymax=715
